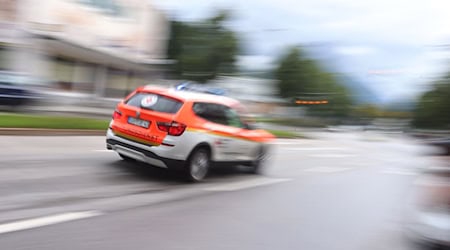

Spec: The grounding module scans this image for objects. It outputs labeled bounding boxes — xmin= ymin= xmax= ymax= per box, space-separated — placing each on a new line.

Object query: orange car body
xmin=106 ymin=85 xmax=274 ymax=180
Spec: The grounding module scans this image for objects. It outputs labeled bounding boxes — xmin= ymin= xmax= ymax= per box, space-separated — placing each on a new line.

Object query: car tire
xmin=248 ymin=146 xmax=268 ymax=174
xmin=185 ymin=147 xmax=210 ymax=182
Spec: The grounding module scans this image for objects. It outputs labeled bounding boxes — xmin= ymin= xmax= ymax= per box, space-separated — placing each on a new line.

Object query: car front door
xmin=222 ymin=106 xmax=259 ymax=161
xmin=193 ymin=103 xmax=241 ymax=161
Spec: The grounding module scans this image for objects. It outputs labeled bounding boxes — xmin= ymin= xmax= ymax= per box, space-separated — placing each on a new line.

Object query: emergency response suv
xmin=106 ymin=84 xmax=275 ymax=181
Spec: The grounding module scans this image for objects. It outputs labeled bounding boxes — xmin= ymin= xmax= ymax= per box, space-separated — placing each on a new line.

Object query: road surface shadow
xmin=107 ymin=159 xmax=179 ymax=183
xmin=107 ymin=159 xmax=253 ymax=184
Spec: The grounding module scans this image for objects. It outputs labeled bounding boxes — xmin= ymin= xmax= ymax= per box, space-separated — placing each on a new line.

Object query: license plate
xmin=127 ymin=117 xmax=150 ymax=128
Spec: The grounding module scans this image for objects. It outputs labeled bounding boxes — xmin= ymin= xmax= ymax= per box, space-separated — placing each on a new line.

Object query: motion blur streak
xmin=0 ymin=0 xmax=449 ymax=249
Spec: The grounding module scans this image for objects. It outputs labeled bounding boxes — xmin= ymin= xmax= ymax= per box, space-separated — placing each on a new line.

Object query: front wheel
xmin=185 ymin=148 xmax=210 ymax=182
xmin=248 ymin=146 xmax=269 ymax=174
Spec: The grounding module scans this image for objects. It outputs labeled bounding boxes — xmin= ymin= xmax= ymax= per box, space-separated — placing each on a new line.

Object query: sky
xmin=152 ymin=0 xmax=450 ymax=103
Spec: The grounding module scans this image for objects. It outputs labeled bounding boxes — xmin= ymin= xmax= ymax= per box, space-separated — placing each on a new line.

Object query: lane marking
xmin=204 ymin=177 xmax=291 ymax=192
xmin=272 ymin=142 xmax=303 ymax=145
xmin=304 ymin=167 xmax=353 ymax=173
xmin=272 ymin=140 xmax=305 ymax=145
xmin=0 ymin=211 xmax=102 ymax=235
xmin=309 ymin=154 xmax=357 ymax=158
xmin=381 ymin=170 xmax=418 ymax=176
xmin=93 ymin=150 xmax=111 ymax=152
xmin=287 ymin=147 xmax=346 ymax=151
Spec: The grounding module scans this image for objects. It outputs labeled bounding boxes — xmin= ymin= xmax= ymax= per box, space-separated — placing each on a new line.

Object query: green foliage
xmin=350 ymin=104 xmax=412 ymax=122
xmin=352 ymin=104 xmax=381 ymax=119
xmin=274 ymin=46 xmax=353 ymax=117
xmin=266 ymin=129 xmax=305 ymax=138
xmin=0 ymin=113 xmax=109 ymax=129
xmin=412 ymin=72 xmax=450 ymax=128
xmin=167 ymin=11 xmax=239 ymax=83
xmin=307 ymin=73 xmax=353 ymax=117
xmin=256 ymin=117 xmax=328 ymax=128
xmin=380 ymin=110 xmax=412 ymax=119
xmin=275 ymin=48 xmax=304 ymax=97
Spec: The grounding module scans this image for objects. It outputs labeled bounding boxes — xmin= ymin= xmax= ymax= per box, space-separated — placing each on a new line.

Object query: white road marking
xmin=381 ymin=169 xmax=418 ymax=176
xmin=309 ymin=154 xmax=357 ymax=158
xmin=93 ymin=149 xmax=111 ymax=152
xmin=272 ymin=140 xmax=304 ymax=145
xmin=0 ymin=211 xmax=102 ymax=235
xmin=204 ymin=177 xmax=291 ymax=192
xmin=304 ymin=167 xmax=353 ymax=173
xmin=271 ymin=141 xmax=297 ymax=145
xmin=287 ymin=147 xmax=346 ymax=151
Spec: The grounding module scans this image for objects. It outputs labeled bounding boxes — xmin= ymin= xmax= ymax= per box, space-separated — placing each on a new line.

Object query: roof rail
xmin=174 ymin=82 xmax=226 ymax=96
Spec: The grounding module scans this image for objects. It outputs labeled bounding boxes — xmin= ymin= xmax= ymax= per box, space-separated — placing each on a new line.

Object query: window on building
xmin=77 ymin=0 xmax=124 ymax=17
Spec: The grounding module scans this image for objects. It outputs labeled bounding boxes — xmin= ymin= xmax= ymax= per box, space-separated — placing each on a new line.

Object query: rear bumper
xmin=106 ymin=129 xmax=185 ymax=169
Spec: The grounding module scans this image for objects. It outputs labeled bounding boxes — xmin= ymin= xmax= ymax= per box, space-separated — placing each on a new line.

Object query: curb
xmin=0 ymin=128 xmax=106 ymax=136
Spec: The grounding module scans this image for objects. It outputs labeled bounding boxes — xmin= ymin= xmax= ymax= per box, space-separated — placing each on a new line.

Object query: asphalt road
xmin=0 ymin=131 xmax=446 ymax=250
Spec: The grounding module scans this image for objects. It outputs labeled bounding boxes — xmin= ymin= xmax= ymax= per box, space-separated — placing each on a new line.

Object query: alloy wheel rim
xmin=191 ymin=151 xmax=208 ymax=180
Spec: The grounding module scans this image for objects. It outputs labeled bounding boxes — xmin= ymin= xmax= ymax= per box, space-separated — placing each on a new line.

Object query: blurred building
xmin=0 ymin=0 xmax=170 ymax=98
xmin=208 ymin=76 xmax=285 ymax=114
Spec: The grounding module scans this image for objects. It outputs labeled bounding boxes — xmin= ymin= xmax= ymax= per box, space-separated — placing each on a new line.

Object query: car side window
xmin=193 ymin=103 xmax=228 ymax=125
xmin=193 ymin=102 xmax=245 ymax=128
xmin=224 ymin=107 xmax=245 ymax=128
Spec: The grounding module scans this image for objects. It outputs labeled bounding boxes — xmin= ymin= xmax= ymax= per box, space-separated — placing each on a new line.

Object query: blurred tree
xmin=274 ymin=46 xmax=353 ymax=117
xmin=166 ymin=11 xmax=239 ymax=83
xmin=412 ymin=71 xmax=450 ymax=128
xmin=351 ymin=104 xmax=381 ymax=119
xmin=275 ymin=47 xmax=314 ymax=98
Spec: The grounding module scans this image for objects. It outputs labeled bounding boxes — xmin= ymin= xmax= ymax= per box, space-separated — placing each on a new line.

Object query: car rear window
xmin=125 ymin=92 xmax=183 ymax=114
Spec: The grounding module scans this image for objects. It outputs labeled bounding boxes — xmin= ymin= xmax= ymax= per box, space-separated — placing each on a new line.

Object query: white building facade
xmin=0 ymin=0 xmax=170 ymax=98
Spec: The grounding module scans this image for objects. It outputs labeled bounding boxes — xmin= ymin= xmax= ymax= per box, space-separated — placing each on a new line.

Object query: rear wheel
xmin=186 ymin=148 xmax=210 ymax=182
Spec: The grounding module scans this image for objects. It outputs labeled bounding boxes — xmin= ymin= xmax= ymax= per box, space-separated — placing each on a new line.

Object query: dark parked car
xmin=0 ymin=71 xmax=38 ymax=106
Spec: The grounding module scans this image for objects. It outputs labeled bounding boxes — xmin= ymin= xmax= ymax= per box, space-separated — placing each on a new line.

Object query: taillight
xmin=112 ymin=109 xmax=122 ymax=120
xmin=157 ymin=121 xmax=186 ymax=136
